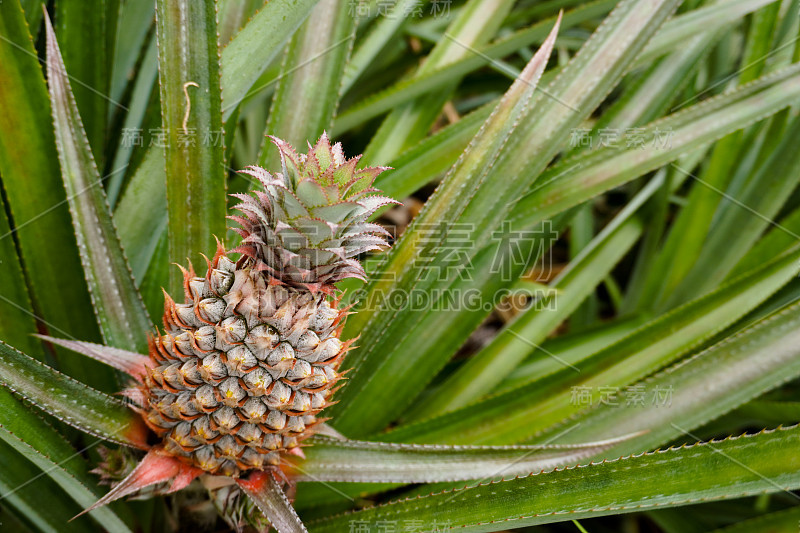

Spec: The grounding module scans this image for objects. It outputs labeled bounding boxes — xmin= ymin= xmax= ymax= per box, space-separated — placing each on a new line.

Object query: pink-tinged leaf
xmin=35 ymin=335 xmax=151 ymax=381
xmin=237 ymin=471 xmax=308 ymax=533
xmin=76 ymin=450 xmax=200 ymax=518
xmin=0 ymin=339 xmax=149 ymax=449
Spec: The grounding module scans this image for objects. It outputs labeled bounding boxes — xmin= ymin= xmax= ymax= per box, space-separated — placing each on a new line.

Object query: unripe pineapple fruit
xmin=143 ymin=253 xmax=347 ymax=476
xmin=135 ymin=134 xmax=396 ymax=477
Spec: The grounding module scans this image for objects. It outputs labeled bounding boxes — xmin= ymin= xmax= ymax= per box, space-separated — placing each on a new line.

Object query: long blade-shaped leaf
xmin=640 ymin=4 xmax=787 ymax=311
xmin=0 ymin=193 xmax=41 ymax=357
xmin=376 ymin=101 xmax=492 ymax=200
xmin=220 ymin=0 xmax=321 ymax=119
xmin=218 ymin=0 xmax=264 ymax=44
xmin=293 ymin=433 xmax=638 ymax=483
xmin=332 ymin=0 xmax=681 ymax=438
xmin=496 ymin=314 xmax=649 ymax=394
xmin=35 ymin=335 xmax=150 ymax=379
xmin=156 ymin=0 xmax=227 ymax=294
xmin=114 ymin=149 xmax=167 ymax=281
xmin=107 ymin=8 xmax=158 ymax=208
xmin=360 ymin=0 xmax=517 ymax=164
xmin=632 ymin=0 xmax=781 ymax=68
xmin=417 ymin=149 xmax=668 ymax=417
xmin=730 ymin=205 xmax=800 ymax=279
xmin=0 ymin=340 xmax=148 ymax=448
xmin=341 ymin=0 xmax=425 ymax=92
xmin=331 ymin=13 xmax=561 ymax=435
xmin=531 ymin=298 xmax=800 ymax=457
xmin=508 ymin=63 xmax=800 ymax=227
xmin=334 ymin=0 xmax=773 ymax=135
xmin=0 ymin=439 xmax=98 ymax=533
xmin=54 ymin=0 xmax=117 ymax=166
xmin=109 ymin=0 xmax=154 ymax=106
xmin=342 ymin=0 xmax=774 ymax=201
xmin=44 ymin=15 xmax=151 ymax=354
xmin=77 ymin=450 xmax=200 ymax=517
xmin=669 ymin=117 xmax=800 ymax=304
xmin=0 ymin=0 xmax=103 ymax=382
xmin=382 ymin=245 xmax=800 ymax=444
xmin=708 ymin=507 xmax=800 ymax=533
xmin=309 ymin=425 xmax=800 ymax=532
xmin=0 ymin=387 xmax=133 ymax=532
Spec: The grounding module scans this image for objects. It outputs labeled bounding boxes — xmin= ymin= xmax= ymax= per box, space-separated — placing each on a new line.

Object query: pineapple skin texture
xmin=141 ymin=248 xmax=348 ymax=477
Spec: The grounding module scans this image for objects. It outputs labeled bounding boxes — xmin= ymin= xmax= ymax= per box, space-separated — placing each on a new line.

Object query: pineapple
xmin=136 ymin=134 xmax=396 ymax=477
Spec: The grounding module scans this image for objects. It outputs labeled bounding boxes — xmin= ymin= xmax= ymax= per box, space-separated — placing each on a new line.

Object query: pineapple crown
xmin=230 ymin=134 xmax=398 ymax=292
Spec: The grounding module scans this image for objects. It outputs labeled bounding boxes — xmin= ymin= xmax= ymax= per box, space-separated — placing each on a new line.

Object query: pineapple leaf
xmin=155 ymin=0 xmax=227 ymax=295
xmin=106 ymin=5 xmax=158 ymax=208
xmin=293 ymin=433 xmax=640 ymax=483
xmin=220 ymin=0 xmax=321 ymax=120
xmin=35 ymin=335 xmax=150 ymax=380
xmin=572 ymin=30 xmax=719 ymax=153
xmin=335 ymin=0 xmax=612 ymax=136
xmin=0 ymin=439 xmax=102 ymax=533
xmin=366 ymin=22 xmax=705 ymax=207
xmin=0 ymin=0 xmax=105 ymax=383
xmin=508 ymin=63 xmax=800 ymax=227
xmin=309 ymin=425 xmax=800 ymax=531
xmin=635 ymin=132 xmax=749 ymax=312
xmin=0 ymin=193 xmax=41 ymax=357
xmin=17 ymin=0 xmax=43 ymax=31
xmin=360 ymin=0 xmax=517 ymax=165
xmin=334 ymin=0 xmax=772 ymax=136
xmin=334 ymin=0 xmax=681 ymax=438
xmin=237 ymin=471 xmax=309 ymax=533
xmin=53 ymin=0 xmax=118 ymax=168
xmin=44 ymin=14 xmax=152 ymax=354
xmin=108 ymin=0 xmax=154 ymax=107
xmin=632 ymin=0 xmax=781 ymax=69
xmin=367 ymin=0 xmax=768 ymax=203
xmin=707 ymin=507 xmax=800 ymax=533
xmin=532 ymin=296 xmax=800 ymax=457
xmin=0 ymin=387 xmax=133 ymax=532
xmin=256 ymin=0 xmax=356 ymax=172
xmin=667 ymin=117 xmax=800 ymax=306
xmin=341 ymin=0 xmax=428 ymax=93
xmin=417 ymin=176 xmax=657 ymax=418
xmin=496 ymin=315 xmax=650 ymax=394
xmin=383 ymin=244 xmax=800 ymax=444
xmin=76 ymin=451 xmax=200 ymax=518
xmin=730 ymin=205 xmax=800 ymax=279
xmin=376 ymin=102 xmax=491 ymax=200
xmin=114 ymin=150 xmax=168 ymax=282
xmin=217 ymin=0 xmax=265 ymax=44
xmin=0 ymin=339 xmax=149 ymax=449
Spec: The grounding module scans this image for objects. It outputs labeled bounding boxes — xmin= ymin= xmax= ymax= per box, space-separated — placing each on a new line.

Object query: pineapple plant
xmin=47 ymin=133 xmax=403 ymax=524
xmin=2 ymin=0 xmax=800 ymax=531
